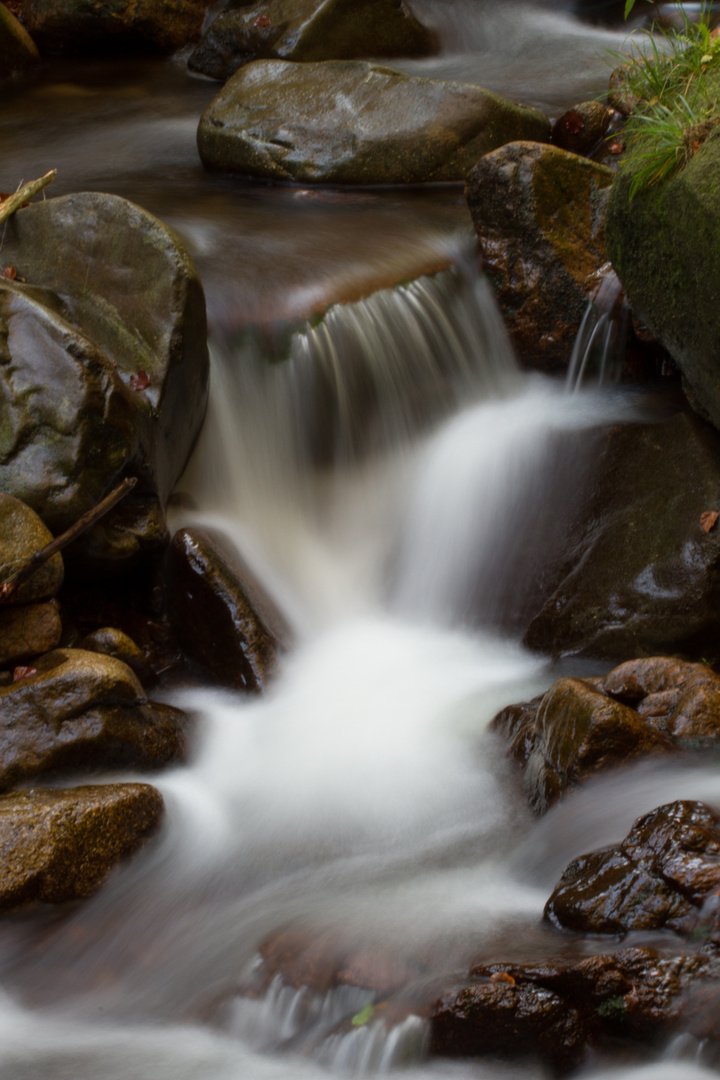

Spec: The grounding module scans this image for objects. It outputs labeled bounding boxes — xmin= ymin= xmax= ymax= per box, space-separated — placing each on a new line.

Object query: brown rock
xmin=79 ymin=626 xmax=153 ymax=684
xmin=21 ymin=0 xmax=212 ymax=56
xmin=545 ymin=801 xmax=720 ymax=936
xmin=163 ymin=528 xmax=289 ymax=693
xmin=551 ymin=101 xmax=612 ymax=155
xmin=0 ymin=648 xmax=188 ymax=791
xmin=0 ymin=783 xmax=163 ymax=910
xmin=0 ymin=491 xmax=63 ymax=604
xmin=0 ymin=600 xmax=62 ymax=665
xmin=466 ymin=140 xmax=614 ymax=372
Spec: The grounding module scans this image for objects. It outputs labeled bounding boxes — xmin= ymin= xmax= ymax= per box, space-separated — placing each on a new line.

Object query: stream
xmin=1 ymin=1 xmax=719 ymax=1078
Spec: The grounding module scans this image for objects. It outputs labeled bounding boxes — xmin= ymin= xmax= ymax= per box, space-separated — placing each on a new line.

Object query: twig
xmin=0 ymin=170 xmax=57 ymax=229
xmin=0 ymin=477 xmax=138 ymax=602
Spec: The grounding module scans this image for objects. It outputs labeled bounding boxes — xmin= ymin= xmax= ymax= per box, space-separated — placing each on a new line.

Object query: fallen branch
xmin=0 ymin=476 xmax=138 ymax=602
xmin=0 ymin=169 xmax=57 ymax=229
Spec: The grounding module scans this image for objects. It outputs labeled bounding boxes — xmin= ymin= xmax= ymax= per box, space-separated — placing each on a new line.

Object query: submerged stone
xmin=0 ymin=193 xmax=208 ymax=533
xmin=466 ymin=140 xmax=614 ymax=370
xmin=0 ymin=783 xmax=163 ymax=910
xmin=0 ymin=648 xmax=188 ymax=791
xmin=545 ymin=801 xmax=720 ymax=936
xmin=189 ymin=0 xmax=438 ymax=81
xmin=163 ymin=528 xmax=289 ymax=693
xmin=197 ymin=60 xmax=550 ymax=185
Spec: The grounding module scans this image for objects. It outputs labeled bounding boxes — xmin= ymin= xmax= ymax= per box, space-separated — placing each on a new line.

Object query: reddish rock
xmin=551 ymin=101 xmax=612 ymax=156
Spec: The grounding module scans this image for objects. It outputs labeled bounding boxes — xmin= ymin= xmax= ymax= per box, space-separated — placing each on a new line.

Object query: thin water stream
xmin=0 ymin=3 xmax=716 ymax=1079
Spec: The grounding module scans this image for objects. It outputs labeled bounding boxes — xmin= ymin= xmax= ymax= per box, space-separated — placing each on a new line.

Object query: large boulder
xmin=0 ymin=193 xmax=208 ymax=533
xmin=20 ymin=0 xmax=213 ymax=55
xmin=197 ymin=60 xmax=550 ymax=185
xmin=493 ymin=657 xmax=720 ymax=811
xmin=524 ymin=412 xmax=720 ymax=661
xmin=163 ymin=528 xmax=289 ymax=693
xmin=466 ymin=141 xmax=614 ymax=371
xmin=606 ymin=110 xmax=720 ymax=431
xmin=0 ymin=783 xmax=163 ymax=910
xmin=545 ymin=801 xmax=720 ymax=936
xmin=0 ymin=648 xmax=188 ymax=790
xmin=0 ymin=2 xmax=40 ymax=75
xmin=189 ymin=0 xmax=438 ymax=81
xmin=431 ymin=945 xmax=720 ymax=1071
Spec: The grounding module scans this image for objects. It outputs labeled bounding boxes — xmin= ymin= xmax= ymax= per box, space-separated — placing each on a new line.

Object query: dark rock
xmin=189 ymin=0 xmax=438 ymax=82
xmin=197 ymin=60 xmax=550 ymax=185
xmin=0 ymin=193 xmax=209 ymax=533
xmin=431 ymin=945 xmax=720 ymax=1071
xmin=0 ymin=491 xmax=64 ymax=603
xmin=545 ymin=801 xmax=720 ymax=936
xmin=606 ymin=78 xmax=720 ymax=433
xmin=551 ymin=101 xmax=612 ymax=155
xmin=0 ymin=2 xmax=39 ymax=75
xmin=163 ymin=528 xmax=289 ymax=692
xmin=0 ymin=600 xmax=62 ymax=665
xmin=524 ymin=412 xmax=720 ymax=661
xmin=493 ymin=674 xmax=674 ymax=813
xmin=79 ymin=626 xmax=153 ymax=684
xmin=21 ymin=0 xmax=212 ymax=56
xmin=0 ymin=648 xmax=188 ymax=791
xmin=0 ymin=783 xmax=163 ymax=910
xmin=466 ymin=140 xmax=614 ymax=371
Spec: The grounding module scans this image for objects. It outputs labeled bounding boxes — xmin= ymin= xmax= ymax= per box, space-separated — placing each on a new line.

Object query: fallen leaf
xmin=254 ymin=14 xmax=271 ymax=27
xmin=13 ymin=666 xmax=37 ymax=682
xmin=489 ymin=971 xmax=516 ymax=985
xmin=565 ymin=111 xmax=585 ymax=134
xmin=1 ymin=266 xmax=17 ymax=280
xmin=610 ymin=142 xmax=624 ymax=155
xmin=701 ymin=510 xmax=719 ymax=533
xmin=130 ymin=370 xmax=150 ymax=391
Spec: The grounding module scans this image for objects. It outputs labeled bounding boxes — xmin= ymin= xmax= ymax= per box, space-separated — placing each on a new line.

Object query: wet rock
xmin=0 ymin=783 xmax=163 ymax=910
xmin=20 ymin=0 xmax=212 ymax=56
xmin=551 ymin=101 xmax=612 ymax=155
xmin=197 ymin=60 xmax=550 ymax=185
xmin=0 ymin=193 xmax=208 ymax=534
xmin=0 ymin=600 xmax=62 ymax=666
xmin=163 ymin=528 xmax=288 ymax=693
xmin=0 ymin=2 xmax=39 ymax=75
xmin=431 ymin=945 xmax=720 ymax=1071
xmin=79 ymin=626 xmax=153 ymax=684
xmin=189 ymin=0 xmax=438 ymax=82
xmin=524 ymin=412 xmax=720 ymax=661
xmin=493 ymin=674 xmax=674 ymax=813
xmin=466 ymin=140 xmax=614 ymax=371
xmin=545 ymin=801 xmax=720 ymax=936
xmin=606 ymin=100 xmax=720 ymax=435
xmin=0 ymin=648 xmax=188 ymax=791
xmin=0 ymin=491 xmax=63 ymax=603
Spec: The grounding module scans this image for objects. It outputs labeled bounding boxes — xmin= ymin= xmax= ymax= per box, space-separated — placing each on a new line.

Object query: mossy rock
xmin=189 ymin=0 xmax=438 ymax=81
xmin=606 ymin=114 xmax=720 ymax=431
xmin=0 ymin=783 xmax=163 ymax=910
xmin=0 ymin=3 xmax=40 ymax=76
xmin=197 ymin=59 xmax=550 ymax=185
xmin=0 ymin=192 xmax=208 ymax=531
xmin=21 ymin=0 xmax=212 ymax=55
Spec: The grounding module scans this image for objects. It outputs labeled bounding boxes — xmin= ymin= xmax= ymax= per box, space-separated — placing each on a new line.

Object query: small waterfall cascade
xmin=565 ymin=264 xmax=626 ymax=393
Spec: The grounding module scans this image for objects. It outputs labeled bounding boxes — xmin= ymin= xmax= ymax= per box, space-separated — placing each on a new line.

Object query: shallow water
xmin=0 ymin=2 xmax=715 ymax=1079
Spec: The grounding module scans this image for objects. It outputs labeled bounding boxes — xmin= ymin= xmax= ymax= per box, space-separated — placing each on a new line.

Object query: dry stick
xmin=0 ymin=477 xmax=138 ymax=602
xmin=0 ymin=169 xmax=57 ymax=229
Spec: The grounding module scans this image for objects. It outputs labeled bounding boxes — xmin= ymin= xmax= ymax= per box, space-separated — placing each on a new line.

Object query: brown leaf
xmin=565 ymin=111 xmax=585 ymax=134
xmin=489 ymin=971 xmax=516 ymax=985
xmin=1 ymin=266 xmax=17 ymax=280
xmin=130 ymin=370 xmax=150 ymax=391
xmin=254 ymin=14 xmax=271 ymax=26
xmin=701 ymin=510 xmax=719 ymax=533
xmin=610 ymin=142 xmax=624 ymax=155
xmin=13 ymin=666 xmax=37 ymax=682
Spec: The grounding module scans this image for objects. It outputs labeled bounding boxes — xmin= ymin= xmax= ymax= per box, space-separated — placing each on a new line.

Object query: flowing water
xmin=1 ymin=2 xmax=717 ymax=1079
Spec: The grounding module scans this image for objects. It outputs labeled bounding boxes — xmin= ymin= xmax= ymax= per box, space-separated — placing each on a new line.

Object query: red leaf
xmin=610 ymin=142 xmax=624 ymax=155
xmin=565 ymin=111 xmax=585 ymax=134
xmin=1 ymin=266 xmax=17 ymax=280
xmin=254 ymin=14 xmax=271 ymax=27
xmin=13 ymin=666 xmax=37 ymax=682
xmin=130 ymin=370 xmax=150 ymax=391
xmin=489 ymin=971 xmax=516 ymax=985
xmin=701 ymin=510 xmax=719 ymax=533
